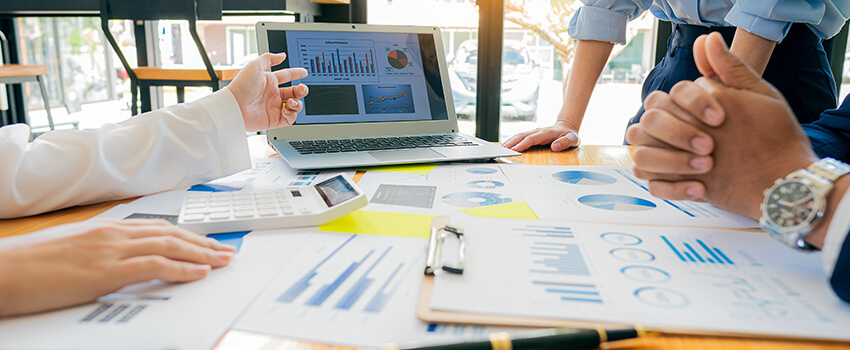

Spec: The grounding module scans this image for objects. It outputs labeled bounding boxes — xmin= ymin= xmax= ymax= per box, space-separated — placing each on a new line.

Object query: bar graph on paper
xmin=297 ymin=38 xmax=379 ymax=82
xmin=514 ymin=225 xmax=604 ymax=304
xmin=661 ymin=235 xmax=735 ymax=266
xmin=276 ymin=234 xmax=413 ymax=314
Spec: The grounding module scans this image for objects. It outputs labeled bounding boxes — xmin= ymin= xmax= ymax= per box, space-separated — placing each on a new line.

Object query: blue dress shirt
xmin=568 ymin=0 xmax=850 ymax=44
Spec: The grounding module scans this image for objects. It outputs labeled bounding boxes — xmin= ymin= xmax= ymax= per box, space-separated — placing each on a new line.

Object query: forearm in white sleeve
xmin=0 ymin=88 xmax=250 ymax=218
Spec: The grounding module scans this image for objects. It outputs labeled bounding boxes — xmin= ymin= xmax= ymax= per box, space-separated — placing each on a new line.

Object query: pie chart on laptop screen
xmin=578 ymin=194 xmax=656 ymax=211
xmin=552 ymin=171 xmax=617 ymax=185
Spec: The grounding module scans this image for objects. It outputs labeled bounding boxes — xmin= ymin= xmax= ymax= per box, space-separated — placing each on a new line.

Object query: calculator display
xmin=315 ymin=175 xmax=359 ymax=207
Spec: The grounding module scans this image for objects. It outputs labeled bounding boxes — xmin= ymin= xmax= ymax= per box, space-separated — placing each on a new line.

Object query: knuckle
xmin=159 ymin=237 xmax=184 ymax=254
xmin=644 ymin=91 xmax=668 ymax=108
xmin=145 ymin=256 xmax=170 ymax=272
xmin=625 ymin=125 xmax=645 ymax=145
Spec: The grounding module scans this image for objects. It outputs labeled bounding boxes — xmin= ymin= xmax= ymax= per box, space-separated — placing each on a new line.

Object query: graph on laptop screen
xmin=267 ymin=30 xmax=449 ymax=125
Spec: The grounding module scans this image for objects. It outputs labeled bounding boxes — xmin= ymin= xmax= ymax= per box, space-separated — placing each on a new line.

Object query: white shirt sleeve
xmin=823 ymin=186 xmax=850 ymax=276
xmin=0 ymin=88 xmax=251 ymax=219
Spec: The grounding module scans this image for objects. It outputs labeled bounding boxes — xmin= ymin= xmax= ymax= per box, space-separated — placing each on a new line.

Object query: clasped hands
xmin=625 ymin=32 xmax=818 ymax=220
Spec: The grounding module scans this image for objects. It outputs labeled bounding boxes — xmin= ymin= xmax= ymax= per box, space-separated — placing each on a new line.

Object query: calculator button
xmin=185 ymin=208 xmax=207 ymax=215
xmin=210 ymin=201 xmax=230 ymax=207
xmin=183 ymin=214 xmax=205 ymax=222
xmin=206 ymin=207 xmax=230 ymax=213
xmin=186 ymin=202 xmax=207 ymax=209
xmin=258 ymin=209 xmax=279 ymax=217
xmin=234 ymin=205 xmax=254 ymax=211
xmin=210 ymin=212 xmax=231 ymax=220
xmin=256 ymin=198 xmax=276 ymax=204
xmin=282 ymin=208 xmax=295 ymax=215
xmin=233 ymin=200 xmax=253 ymax=206
xmin=299 ymin=208 xmax=312 ymax=214
xmin=234 ymin=211 xmax=255 ymax=218
xmin=258 ymin=204 xmax=278 ymax=210
xmin=233 ymin=195 xmax=253 ymax=201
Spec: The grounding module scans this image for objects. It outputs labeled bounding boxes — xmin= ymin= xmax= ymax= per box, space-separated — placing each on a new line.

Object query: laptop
xmin=256 ymin=22 xmax=520 ymax=170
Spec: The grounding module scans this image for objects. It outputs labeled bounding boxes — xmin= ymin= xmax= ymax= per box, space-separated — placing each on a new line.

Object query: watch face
xmin=765 ymin=180 xmax=816 ymax=228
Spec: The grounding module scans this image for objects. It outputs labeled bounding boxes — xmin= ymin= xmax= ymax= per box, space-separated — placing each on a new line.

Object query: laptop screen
xmin=267 ymin=30 xmax=450 ymax=125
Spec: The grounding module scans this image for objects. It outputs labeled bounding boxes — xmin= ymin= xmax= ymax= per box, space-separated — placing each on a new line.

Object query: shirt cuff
xmin=724 ymin=5 xmax=791 ymax=42
xmin=823 ymin=186 xmax=850 ymax=276
xmin=568 ymin=6 xmax=629 ymax=45
xmin=199 ymin=88 xmax=251 ymax=177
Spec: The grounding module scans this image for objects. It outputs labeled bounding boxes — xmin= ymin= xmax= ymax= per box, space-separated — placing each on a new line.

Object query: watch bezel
xmin=759 ymin=170 xmax=830 ymax=248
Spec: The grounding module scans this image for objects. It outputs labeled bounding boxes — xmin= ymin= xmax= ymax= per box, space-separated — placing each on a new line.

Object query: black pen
xmin=385 ymin=327 xmax=652 ymax=350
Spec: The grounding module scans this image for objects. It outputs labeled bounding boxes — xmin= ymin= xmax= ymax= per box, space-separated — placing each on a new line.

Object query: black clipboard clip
xmin=425 ymin=225 xmax=466 ymax=276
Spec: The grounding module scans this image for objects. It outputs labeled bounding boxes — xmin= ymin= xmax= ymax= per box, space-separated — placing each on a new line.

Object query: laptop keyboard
xmin=289 ymin=134 xmax=479 ymax=155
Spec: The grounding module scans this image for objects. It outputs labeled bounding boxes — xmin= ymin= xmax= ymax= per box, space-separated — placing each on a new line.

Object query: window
xmin=501 ymin=0 xmax=655 ymax=145
xmin=14 ymin=17 xmax=136 ymax=131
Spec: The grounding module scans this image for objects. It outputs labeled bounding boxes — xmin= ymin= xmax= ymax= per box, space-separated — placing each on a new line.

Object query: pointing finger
xmin=255 ymin=52 xmax=287 ymax=71
xmin=273 ymin=68 xmax=309 ymax=84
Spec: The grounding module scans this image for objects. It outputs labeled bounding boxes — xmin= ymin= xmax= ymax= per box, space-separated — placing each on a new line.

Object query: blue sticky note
xmin=207 ymin=231 xmax=251 ymax=252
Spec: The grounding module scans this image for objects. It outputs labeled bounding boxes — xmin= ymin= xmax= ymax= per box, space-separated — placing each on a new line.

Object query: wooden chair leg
xmin=176 ymin=86 xmax=185 ymax=104
xmin=36 ymin=75 xmax=55 ymax=130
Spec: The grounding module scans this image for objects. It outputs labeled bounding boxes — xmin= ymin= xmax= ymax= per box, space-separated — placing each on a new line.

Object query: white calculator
xmin=177 ymin=175 xmax=367 ymax=234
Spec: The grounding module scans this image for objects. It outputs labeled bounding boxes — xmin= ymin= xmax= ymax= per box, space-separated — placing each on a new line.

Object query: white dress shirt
xmin=568 ymin=0 xmax=850 ymax=44
xmin=824 ymin=186 xmax=850 ymax=277
xmin=0 ymin=88 xmax=250 ymax=219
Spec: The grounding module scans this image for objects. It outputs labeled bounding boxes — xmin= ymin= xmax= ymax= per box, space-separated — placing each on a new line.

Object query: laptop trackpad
xmin=368 ymin=149 xmax=445 ymax=161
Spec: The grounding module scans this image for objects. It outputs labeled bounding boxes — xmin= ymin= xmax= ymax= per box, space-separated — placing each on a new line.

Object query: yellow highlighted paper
xmin=318 ymin=210 xmax=438 ymax=239
xmin=357 ymin=163 xmax=438 ymax=175
xmin=461 ymin=201 xmax=539 ymax=220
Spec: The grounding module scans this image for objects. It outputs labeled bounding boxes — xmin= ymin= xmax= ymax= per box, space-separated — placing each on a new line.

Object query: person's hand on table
xmin=501 ymin=120 xmax=581 ymax=152
xmin=228 ymin=52 xmax=310 ymax=132
xmin=0 ymin=219 xmax=235 ymax=318
xmin=625 ymin=32 xmax=818 ymax=219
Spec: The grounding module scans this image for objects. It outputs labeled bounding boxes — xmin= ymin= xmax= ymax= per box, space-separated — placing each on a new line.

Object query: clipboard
xmin=416 ymin=216 xmax=629 ymax=330
xmin=414 ymin=217 xmax=849 ymax=342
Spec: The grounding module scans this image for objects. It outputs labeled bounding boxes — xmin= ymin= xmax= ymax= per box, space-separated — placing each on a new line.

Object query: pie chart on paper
xmin=553 ymin=171 xmax=617 ymax=185
xmin=578 ymin=194 xmax=656 ymax=212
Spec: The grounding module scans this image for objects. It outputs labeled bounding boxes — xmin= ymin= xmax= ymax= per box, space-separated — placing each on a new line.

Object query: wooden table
xmin=1 ymin=137 xmax=848 ymax=350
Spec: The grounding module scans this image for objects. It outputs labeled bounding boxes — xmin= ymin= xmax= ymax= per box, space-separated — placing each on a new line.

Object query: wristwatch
xmin=759 ymin=158 xmax=850 ymax=250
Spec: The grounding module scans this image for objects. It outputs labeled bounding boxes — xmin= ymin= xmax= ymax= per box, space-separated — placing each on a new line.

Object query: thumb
xmin=701 ymin=32 xmax=781 ymax=98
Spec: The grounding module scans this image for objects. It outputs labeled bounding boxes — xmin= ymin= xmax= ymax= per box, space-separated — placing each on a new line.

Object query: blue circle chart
xmin=442 ymin=192 xmax=512 ymax=207
xmin=553 ymin=171 xmax=617 ymax=185
xmin=468 ymin=180 xmax=505 ymax=189
xmin=466 ymin=167 xmax=498 ymax=175
xmin=621 ymin=266 xmax=670 ymax=283
xmin=634 ymin=287 xmax=689 ymax=308
xmin=601 ymin=232 xmax=643 ymax=245
xmin=578 ymin=194 xmax=656 ymax=211
xmin=610 ymin=248 xmax=655 ymax=262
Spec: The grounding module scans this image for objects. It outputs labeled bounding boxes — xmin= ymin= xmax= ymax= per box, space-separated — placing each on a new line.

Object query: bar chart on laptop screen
xmin=297 ymin=38 xmax=379 ymax=82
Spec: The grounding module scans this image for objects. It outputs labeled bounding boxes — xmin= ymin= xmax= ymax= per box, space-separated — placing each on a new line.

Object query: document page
xmin=0 ymin=229 xmax=313 ymax=350
xmin=499 ymin=164 xmax=757 ymax=228
xmin=430 ymin=216 xmax=850 ymax=341
xmin=234 ymin=231 xmax=516 ymax=348
xmin=356 ymin=164 xmax=528 ymax=216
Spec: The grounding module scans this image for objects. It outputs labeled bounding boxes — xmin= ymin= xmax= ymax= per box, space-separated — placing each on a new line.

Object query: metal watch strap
xmin=808 ymin=158 xmax=850 ymax=182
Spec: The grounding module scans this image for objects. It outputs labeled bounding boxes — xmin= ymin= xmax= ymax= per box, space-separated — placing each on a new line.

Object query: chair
xmin=0 ymin=31 xmax=56 ymax=130
xmin=100 ymin=0 xmax=240 ymax=115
